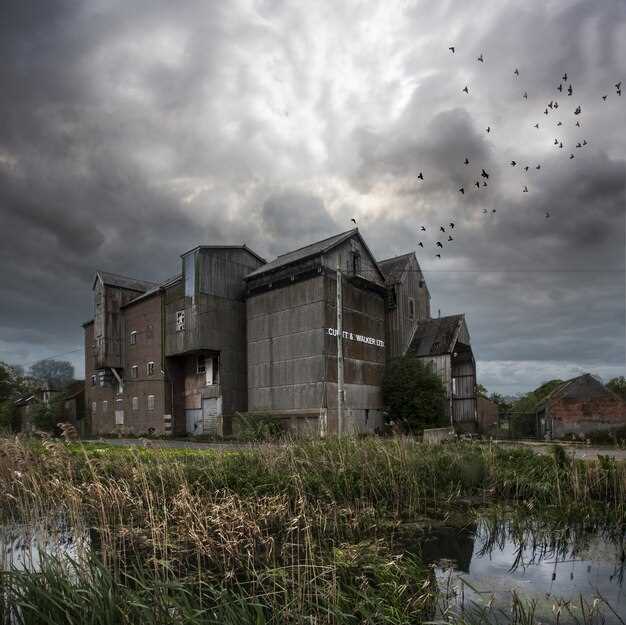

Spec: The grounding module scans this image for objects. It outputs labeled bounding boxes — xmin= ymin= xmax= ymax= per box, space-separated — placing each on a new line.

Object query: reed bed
xmin=0 ymin=436 xmax=624 ymax=624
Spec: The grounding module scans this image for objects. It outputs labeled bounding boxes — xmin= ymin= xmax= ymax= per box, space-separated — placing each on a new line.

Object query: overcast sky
xmin=1 ymin=0 xmax=624 ymax=395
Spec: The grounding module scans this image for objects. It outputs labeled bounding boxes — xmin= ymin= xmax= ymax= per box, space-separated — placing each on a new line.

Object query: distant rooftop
xmin=408 ymin=314 xmax=466 ymax=356
xmin=378 ymin=252 xmax=415 ymax=284
xmin=95 ymin=271 xmax=157 ymax=293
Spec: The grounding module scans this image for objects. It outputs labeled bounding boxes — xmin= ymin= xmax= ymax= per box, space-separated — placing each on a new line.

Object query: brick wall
xmin=551 ymin=397 xmax=626 ymax=438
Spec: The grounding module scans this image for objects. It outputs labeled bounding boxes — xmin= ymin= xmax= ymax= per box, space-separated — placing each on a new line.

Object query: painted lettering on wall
xmin=326 ymin=328 xmax=385 ymax=348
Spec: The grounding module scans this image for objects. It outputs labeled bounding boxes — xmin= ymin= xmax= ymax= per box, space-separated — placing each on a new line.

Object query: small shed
xmin=536 ymin=374 xmax=626 ymax=439
xmin=406 ymin=314 xmax=477 ymax=431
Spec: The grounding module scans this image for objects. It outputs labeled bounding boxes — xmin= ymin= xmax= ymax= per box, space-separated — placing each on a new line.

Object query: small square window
xmin=115 ymin=399 xmax=123 ymax=410
xmin=131 ymin=365 xmax=138 ymax=379
xmin=130 ymin=331 xmax=137 ymax=345
xmin=132 ymin=396 xmax=139 ymax=411
xmin=147 ymin=362 xmax=154 ymax=376
xmin=147 ymin=395 xmax=156 ymax=411
xmin=176 ymin=310 xmax=185 ymax=332
xmin=103 ymin=400 xmax=108 ymax=412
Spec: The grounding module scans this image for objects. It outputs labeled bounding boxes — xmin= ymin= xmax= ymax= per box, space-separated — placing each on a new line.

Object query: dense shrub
xmin=382 ymin=355 xmax=447 ymax=433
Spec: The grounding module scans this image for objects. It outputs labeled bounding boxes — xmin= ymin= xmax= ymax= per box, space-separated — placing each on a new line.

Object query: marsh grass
xmin=0 ymin=436 xmax=625 ymax=623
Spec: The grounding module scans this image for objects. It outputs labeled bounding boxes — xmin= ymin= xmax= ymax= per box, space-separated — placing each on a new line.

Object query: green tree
xmin=476 ymin=383 xmax=489 ymax=399
xmin=382 ymin=355 xmax=448 ymax=433
xmin=607 ymin=376 xmax=626 ymax=400
xmin=0 ymin=400 xmax=19 ymax=431
xmin=30 ymin=359 xmax=74 ymax=388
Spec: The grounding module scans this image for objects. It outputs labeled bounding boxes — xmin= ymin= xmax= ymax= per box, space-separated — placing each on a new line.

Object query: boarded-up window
xmin=147 ymin=395 xmax=156 ymax=411
xmin=132 ymin=397 xmax=139 ymax=411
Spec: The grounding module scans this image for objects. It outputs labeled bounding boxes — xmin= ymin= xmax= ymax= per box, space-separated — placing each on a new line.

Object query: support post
xmin=336 ymin=259 xmax=344 ymax=436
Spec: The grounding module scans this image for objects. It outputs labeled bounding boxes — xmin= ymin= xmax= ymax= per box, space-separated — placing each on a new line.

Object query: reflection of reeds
xmin=0 ymin=436 xmax=625 ymax=622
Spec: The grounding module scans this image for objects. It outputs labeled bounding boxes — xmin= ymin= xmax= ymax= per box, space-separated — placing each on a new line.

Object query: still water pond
xmin=419 ymin=516 xmax=626 ymax=623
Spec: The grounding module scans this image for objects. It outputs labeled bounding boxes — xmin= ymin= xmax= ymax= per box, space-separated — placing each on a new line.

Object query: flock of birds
xmin=404 ymin=47 xmax=623 ymax=260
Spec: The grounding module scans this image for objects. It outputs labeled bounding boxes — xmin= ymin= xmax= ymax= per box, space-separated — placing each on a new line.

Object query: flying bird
xmin=436 ymin=241 xmax=443 ymax=248
xmin=448 ymin=235 xmax=454 ymax=241
xmin=351 ymin=218 xmax=357 ymax=225
xmin=554 ymin=138 xmax=559 ymax=145
xmin=481 ymin=169 xmax=489 ymax=179
xmin=553 ymin=101 xmax=559 ymax=109
xmin=486 ymin=126 xmax=491 ymax=133
xmin=569 ymin=153 xmax=575 ymax=159
xmin=557 ymin=83 xmax=563 ymax=92
xmin=492 ymin=209 xmax=497 ymax=214
xmin=418 ymin=242 xmax=423 ymax=247
xmin=475 ymin=181 xmax=480 ymax=188
xmin=420 ymin=226 xmax=426 ymax=231
xmin=567 ymin=84 xmax=573 ymax=96
xmin=436 ymin=254 xmax=441 ymax=258
xmin=449 ymin=46 xmax=455 ymax=53
xmin=602 ymin=95 xmax=608 ymax=101
xmin=618 ymin=89 xmax=622 ymax=96
xmin=440 ymin=226 xmax=445 ymax=232
xmin=482 ymin=208 xmax=488 ymax=214
xmin=510 ymin=160 xmax=517 ymax=166
xmin=462 ymin=86 xmax=469 ymax=94
xmin=582 ymin=139 xmax=587 ymax=145
xmin=575 ymin=121 xmax=581 ymax=127
xmin=524 ymin=165 xmax=529 ymax=171
xmin=536 ymin=164 xmax=541 ymax=170
xmin=544 ymin=108 xmax=549 ymax=115
xmin=417 ymin=172 xmax=424 ymax=180
xmin=557 ymin=121 xmax=562 ymax=126
xmin=477 ymin=53 xmax=484 ymax=62
xmin=449 ymin=222 xmax=455 ymax=229
xmin=464 ymin=157 xmax=470 ymax=165
xmin=514 ymin=68 xmax=519 ymax=76
xmin=574 ymin=106 xmax=581 ymax=115
xmin=615 ymin=81 xmax=621 ymax=90
xmin=559 ymin=142 xmax=563 ymax=148
xmin=545 ymin=211 xmax=550 ymax=219
xmin=482 ymin=181 xmax=488 ymax=187
xmin=548 ymin=101 xmax=554 ymax=109
xmin=534 ymin=123 xmax=539 ymax=128
xmin=562 ymin=73 xmax=568 ymax=81
xmin=459 ymin=186 xmax=465 ymax=194
xmin=523 ymin=92 xmax=528 ymax=99
xmin=576 ymin=142 xmax=582 ymax=148
xmin=523 ymin=186 xmax=528 ymax=193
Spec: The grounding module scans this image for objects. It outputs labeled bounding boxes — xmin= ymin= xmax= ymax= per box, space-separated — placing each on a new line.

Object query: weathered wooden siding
xmin=385 ymin=255 xmax=431 ymax=360
xmin=323 ymin=238 xmax=384 ymax=287
xmin=451 ymin=358 xmax=476 ymax=423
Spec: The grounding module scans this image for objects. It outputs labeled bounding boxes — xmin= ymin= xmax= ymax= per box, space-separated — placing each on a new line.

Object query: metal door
xmin=185 ymin=408 xmax=202 ymax=435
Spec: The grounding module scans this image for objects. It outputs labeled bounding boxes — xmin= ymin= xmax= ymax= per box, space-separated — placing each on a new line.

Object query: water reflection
xmin=418 ymin=515 xmax=626 ymax=623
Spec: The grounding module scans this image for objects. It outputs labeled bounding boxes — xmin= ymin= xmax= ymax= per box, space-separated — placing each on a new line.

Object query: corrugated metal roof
xmin=378 ymin=252 xmax=414 ymax=284
xmin=407 ymin=314 xmax=465 ymax=356
xmin=245 ymin=229 xmax=358 ymax=279
xmin=537 ymin=374 xmax=620 ymax=407
xmin=95 ymin=271 xmax=157 ymax=293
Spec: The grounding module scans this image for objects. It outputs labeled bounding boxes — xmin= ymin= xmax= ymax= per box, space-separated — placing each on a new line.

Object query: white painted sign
xmin=326 ymin=328 xmax=385 ymax=348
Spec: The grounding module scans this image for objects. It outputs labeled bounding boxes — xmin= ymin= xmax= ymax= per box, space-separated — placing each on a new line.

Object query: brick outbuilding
xmin=536 ymin=373 xmax=626 ymax=439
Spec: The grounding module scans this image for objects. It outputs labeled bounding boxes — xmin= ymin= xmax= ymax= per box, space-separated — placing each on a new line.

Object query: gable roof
xmin=378 ymin=252 xmax=415 ymax=284
xmin=407 ymin=314 xmax=466 ymax=356
xmin=245 ymin=228 xmax=384 ymax=281
xmin=181 ymin=245 xmax=266 ymax=264
xmin=121 ymin=273 xmax=183 ymax=309
xmin=93 ymin=271 xmax=157 ymax=293
xmin=537 ymin=374 xmax=622 ymax=407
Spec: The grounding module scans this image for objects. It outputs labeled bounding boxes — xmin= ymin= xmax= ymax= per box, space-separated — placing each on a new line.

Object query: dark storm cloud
xmin=0 ymin=0 xmax=624 ymax=393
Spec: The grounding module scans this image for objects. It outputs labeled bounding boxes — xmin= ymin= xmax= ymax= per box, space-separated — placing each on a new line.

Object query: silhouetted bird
xmin=534 ymin=123 xmax=539 ymax=128
xmin=545 ymin=211 xmax=550 ymax=218
xmin=462 ymin=86 xmax=469 ymax=93
xmin=567 ymin=84 xmax=573 ymax=96
xmin=440 ymin=226 xmax=445 ymax=232
xmin=523 ymin=186 xmax=528 ymax=192
xmin=576 ymin=142 xmax=582 ymax=148
xmin=562 ymin=73 xmax=568 ymax=81
xmin=351 ymin=218 xmax=357 ymax=225
xmin=417 ymin=172 xmax=424 ymax=180
xmin=448 ymin=235 xmax=454 ymax=241
xmin=492 ymin=209 xmax=497 ymax=214
xmin=574 ymin=106 xmax=581 ymax=115
xmin=436 ymin=254 xmax=441 ymax=258
xmin=602 ymin=95 xmax=607 ymax=101
xmin=464 ymin=157 xmax=470 ymax=165
xmin=557 ymin=84 xmax=563 ymax=92
xmin=482 ymin=208 xmax=488 ymax=213
xmin=523 ymin=92 xmax=528 ymax=99
xmin=536 ymin=164 xmax=541 ymax=170
xmin=524 ymin=166 xmax=529 ymax=171
xmin=544 ymin=108 xmax=549 ymax=115
xmin=459 ymin=186 xmax=465 ymax=194
xmin=576 ymin=121 xmax=581 ymax=127
xmin=618 ymin=89 xmax=622 ymax=96
xmin=436 ymin=241 xmax=443 ymax=248
xmin=486 ymin=126 xmax=490 ymax=133
xmin=559 ymin=142 xmax=563 ymax=148
xmin=475 ymin=181 xmax=480 ymax=188
xmin=510 ymin=160 xmax=517 ymax=166
xmin=553 ymin=101 xmax=559 ymax=109
xmin=557 ymin=121 xmax=562 ymax=126
xmin=548 ymin=101 xmax=554 ymax=108
xmin=482 ymin=181 xmax=488 ymax=187
xmin=569 ymin=153 xmax=575 ymax=159
xmin=449 ymin=46 xmax=455 ymax=53
xmin=481 ymin=169 xmax=489 ymax=179
xmin=418 ymin=242 xmax=423 ymax=247
xmin=582 ymin=139 xmax=587 ymax=145
xmin=420 ymin=226 xmax=426 ymax=231
xmin=477 ymin=53 xmax=484 ymax=62
xmin=616 ymin=81 xmax=622 ymax=90
xmin=449 ymin=222 xmax=455 ymax=229
xmin=554 ymin=138 xmax=559 ymax=145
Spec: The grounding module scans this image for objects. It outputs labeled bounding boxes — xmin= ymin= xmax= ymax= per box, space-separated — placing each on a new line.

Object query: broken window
xmin=176 ymin=310 xmax=185 ymax=332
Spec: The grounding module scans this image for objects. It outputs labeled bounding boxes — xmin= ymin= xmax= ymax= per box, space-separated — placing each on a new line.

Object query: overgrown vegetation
xmin=382 ymin=355 xmax=448 ymax=432
xmin=0 ymin=436 xmax=625 ymax=623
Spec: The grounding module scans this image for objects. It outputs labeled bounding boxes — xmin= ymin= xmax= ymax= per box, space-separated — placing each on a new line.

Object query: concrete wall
xmin=247 ymin=273 xmax=386 ymax=434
